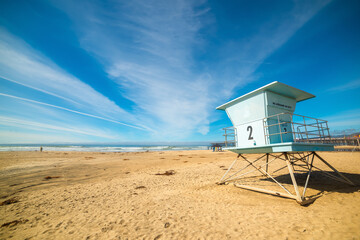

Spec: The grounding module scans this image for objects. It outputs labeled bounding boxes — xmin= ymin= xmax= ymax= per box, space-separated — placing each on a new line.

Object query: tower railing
xmin=221 ymin=113 xmax=331 ymax=147
xmin=263 ymin=112 xmax=331 ymax=144
xmin=222 ymin=126 xmax=237 ymax=147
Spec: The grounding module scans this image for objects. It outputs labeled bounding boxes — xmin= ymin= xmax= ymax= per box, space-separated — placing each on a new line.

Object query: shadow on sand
xmin=257 ymin=170 xmax=360 ymax=206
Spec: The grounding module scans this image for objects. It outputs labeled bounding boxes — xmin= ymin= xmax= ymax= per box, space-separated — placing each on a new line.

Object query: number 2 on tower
xmin=247 ymin=126 xmax=253 ymax=140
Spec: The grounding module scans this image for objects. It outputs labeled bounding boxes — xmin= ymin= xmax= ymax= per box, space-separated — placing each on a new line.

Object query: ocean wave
xmin=0 ymin=145 xmax=209 ymax=152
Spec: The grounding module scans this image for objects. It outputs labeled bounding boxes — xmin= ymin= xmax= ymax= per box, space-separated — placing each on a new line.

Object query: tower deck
xmin=225 ymin=142 xmax=334 ymax=154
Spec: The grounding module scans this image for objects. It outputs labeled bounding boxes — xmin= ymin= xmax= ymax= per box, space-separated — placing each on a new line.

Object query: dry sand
xmin=0 ymin=150 xmax=360 ymax=239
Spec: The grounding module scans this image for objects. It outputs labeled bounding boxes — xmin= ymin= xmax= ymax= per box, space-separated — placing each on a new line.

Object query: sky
xmin=0 ymin=0 xmax=359 ymax=144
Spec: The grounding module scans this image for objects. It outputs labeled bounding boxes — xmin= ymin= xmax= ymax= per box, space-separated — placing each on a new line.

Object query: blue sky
xmin=0 ymin=0 xmax=359 ymax=144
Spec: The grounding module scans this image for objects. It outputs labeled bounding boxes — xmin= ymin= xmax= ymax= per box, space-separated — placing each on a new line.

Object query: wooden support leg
xmin=225 ymin=155 xmax=278 ymax=183
xmin=217 ymin=151 xmax=354 ymax=205
xmin=239 ymin=154 xmax=268 ymax=177
xmin=302 ymin=153 xmax=315 ymax=199
xmin=314 ymin=152 xmax=355 ymax=186
xmin=234 ymin=183 xmax=296 ymax=200
xmin=272 ymin=165 xmax=287 ymax=174
xmin=220 ymin=154 xmax=267 ymax=183
xmin=296 ymin=164 xmax=351 ymax=185
xmin=218 ymin=154 xmax=240 ymax=184
xmin=284 ymin=153 xmax=303 ymax=202
xmin=289 ymin=153 xmax=296 ymax=172
xmin=236 ymin=153 xmax=294 ymax=197
xmin=265 ymin=153 xmax=269 ymax=174
xmin=256 ymin=164 xmax=293 ymax=195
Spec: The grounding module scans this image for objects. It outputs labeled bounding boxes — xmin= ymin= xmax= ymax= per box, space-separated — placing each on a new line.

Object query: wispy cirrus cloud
xmin=52 ymin=0 xmax=214 ymax=138
xmin=0 ymin=0 xmax=331 ymax=142
xmin=0 ymin=116 xmax=117 ymax=139
xmin=216 ymin=0 xmax=332 ymax=90
xmin=0 ymin=93 xmax=148 ymax=131
xmin=323 ymin=109 xmax=360 ymax=129
xmin=0 ymin=131 xmax=86 ymax=144
xmin=0 ymin=27 xmax=152 ymax=136
xmin=51 ymin=0 xmax=330 ymax=139
xmin=0 ymin=75 xmax=77 ymax=104
xmin=325 ymin=79 xmax=360 ymax=92
xmin=0 ymin=97 xmax=127 ymax=142
xmin=0 ymin=27 xmax=138 ymax=122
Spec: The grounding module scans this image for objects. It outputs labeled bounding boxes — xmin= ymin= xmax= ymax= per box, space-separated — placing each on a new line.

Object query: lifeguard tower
xmin=217 ymin=81 xmax=354 ymax=205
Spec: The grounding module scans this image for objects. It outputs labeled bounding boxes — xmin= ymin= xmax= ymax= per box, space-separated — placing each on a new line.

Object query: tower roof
xmin=216 ymin=81 xmax=315 ymax=110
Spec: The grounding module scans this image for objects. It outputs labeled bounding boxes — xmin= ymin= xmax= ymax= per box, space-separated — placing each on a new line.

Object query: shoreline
xmin=1 ymin=143 xmax=358 ymax=153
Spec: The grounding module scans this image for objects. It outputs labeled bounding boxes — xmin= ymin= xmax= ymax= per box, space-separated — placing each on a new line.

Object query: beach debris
xmin=123 ymin=159 xmax=130 ymax=161
xmin=160 ymin=157 xmax=165 ymax=159
xmin=155 ymin=170 xmax=176 ymax=176
xmin=1 ymin=219 xmax=28 ymax=228
xmin=135 ymin=186 xmax=146 ymax=189
xmin=164 ymin=222 xmax=170 ymax=228
xmin=154 ymin=234 xmax=162 ymax=240
xmin=43 ymin=176 xmax=61 ymax=180
xmin=219 ymin=165 xmax=225 ymax=168
xmin=0 ymin=197 xmax=19 ymax=206
xmin=9 ymin=183 xmax=21 ymax=187
xmin=125 ymin=172 xmax=130 ymax=174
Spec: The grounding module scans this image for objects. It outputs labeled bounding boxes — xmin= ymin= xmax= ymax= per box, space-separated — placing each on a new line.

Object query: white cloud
xmin=322 ymin=109 xmax=360 ymax=128
xmin=52 ymin=0 xmax=215 ymax=138
xmin=0 ymin=28 xmax=141 ymax=124
xmin=0 ymin=116 xmax=117 ymax=139
xmin=0 ymin=93 xmax=148 ymax=131
xmin=0 ymin=97 xmax=129 ymax=143
xmin=0 ymin=27 xmax=156 ymax=143
xmin=0 ymin=75 xmax=77 ymax=104
xmin=326 ymin=79 xmax=360 ymax=92
xmin=215 ymin=0 xmax=332 ymax=90
xmin=50 ymin=0 xmax=331 ymax=139
xmin=0 ymin=130 xmax=93 ymax=144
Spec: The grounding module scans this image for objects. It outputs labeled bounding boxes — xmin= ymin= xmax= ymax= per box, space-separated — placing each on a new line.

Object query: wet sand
xmin=1 ymin=150 xmax=360 ymax=239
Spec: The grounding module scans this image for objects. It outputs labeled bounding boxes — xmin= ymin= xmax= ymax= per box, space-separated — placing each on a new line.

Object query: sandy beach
xmin=1 ymin=150 xmax=360 ymax=239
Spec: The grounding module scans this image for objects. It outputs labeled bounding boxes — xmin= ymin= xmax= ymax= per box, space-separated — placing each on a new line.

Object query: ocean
xmin=0 ymin=144 xmax=210 ymax=152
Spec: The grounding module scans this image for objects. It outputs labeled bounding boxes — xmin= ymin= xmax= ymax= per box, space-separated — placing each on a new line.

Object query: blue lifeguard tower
xmin=217 ymin=82 xmax=354 ymax=205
